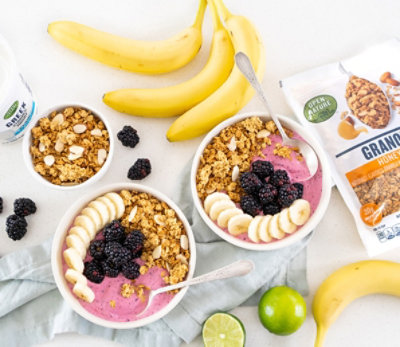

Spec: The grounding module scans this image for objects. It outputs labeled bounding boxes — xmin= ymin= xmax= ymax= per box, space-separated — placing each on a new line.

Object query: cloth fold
xmin=0 ymin=160 xmax=311 ymax=346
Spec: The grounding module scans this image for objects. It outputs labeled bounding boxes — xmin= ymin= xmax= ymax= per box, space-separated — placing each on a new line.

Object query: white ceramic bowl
xmin=51 ymin=183 xmax=196 ymax=329
xmin=22 ymin=103 xmax=114 ymax=190
xmin=191 ymin=112 xmax=331 ymax=251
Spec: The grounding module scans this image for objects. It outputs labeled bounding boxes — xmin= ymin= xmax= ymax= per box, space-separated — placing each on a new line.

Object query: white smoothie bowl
xmin=191 ymin=111 xmax=331 ymax=251
xmin=22 ymin=103 xmax=114 ymax=191
xmin=51 ymin=183 xmax=196 ymax=329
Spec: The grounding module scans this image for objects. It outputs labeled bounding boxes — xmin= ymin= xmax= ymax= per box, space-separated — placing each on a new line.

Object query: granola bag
xmin=281 ymin=39 xmax=400 ymax=256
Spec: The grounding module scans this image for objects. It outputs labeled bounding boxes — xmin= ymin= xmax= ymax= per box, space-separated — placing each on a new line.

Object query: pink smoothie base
xmin=62 ymin=232 xmax=176 ymax=322
xmin=213 ymin=132 xmax=323 ymax=244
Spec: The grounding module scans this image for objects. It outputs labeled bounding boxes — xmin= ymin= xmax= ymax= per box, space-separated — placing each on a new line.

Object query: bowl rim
xmin=22 ymin=102 xmax=114 ymax=191
xmin=51 ymin=182 xmax=196 ymax=329
xmin=190 ymin=111 xmax=332 ymax=251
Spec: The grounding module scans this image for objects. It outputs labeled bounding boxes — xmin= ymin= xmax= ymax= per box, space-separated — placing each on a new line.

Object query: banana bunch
xmin=48 ymin=0 xmax=265 ymax=141
xmin=313 ymin=260 xmax=400 ymax=347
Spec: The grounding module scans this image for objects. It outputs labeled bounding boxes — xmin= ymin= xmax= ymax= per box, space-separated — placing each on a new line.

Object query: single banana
xmin=166 ymin=0 xmax=265 ymax=141
xmin=74 ymin=215 xmax=97 ymax=239
xmin=204 ymin=192 xmax=231 ymax=214
xmin=65 ymin=268 xmax=87 ymax=286
xmin=81 ymin=207 xmax=103 ymax=231
xmin=96 ymin=196 xmax=117 ymax=222
xmin=248 ymin=215 xmax=263 ymax=243
xmin=63 ymin=248 xmax=84 ymax=273
xmin=103 ymin=0 xmax=234 ymax=118
xmin=268 ymin=214 xmax=285 ymax=239
xmin=278 ymin=208 xmax=297 ymax=234
xmin=47 ymin=0 xmax=207 ymax=74
xmin=217 ymin=207 xmax=243 ymax=228
xmin=258 ymin=215 xmax=272 ymax=242
xmin=289 ymin=199 xmax=311 ymax=226
xmin=228 ymin=214 xmax=253 ymax=236
xmin=209 ymin=200 xmax=235 ymax=220
xmin=73 ymin=282 xmax=95 ymax=303
xmin=104 ymin=192 xmax=125 ymax=219
xmin=66 ymin=234 xmax=87 ymax=259
xmin=313 ymin=260 xmax=400 ymax=347
xmin=69 ymin=226 xmax=91 ymax=247
xmin=88 ymin=200 xmax=110 ymax=227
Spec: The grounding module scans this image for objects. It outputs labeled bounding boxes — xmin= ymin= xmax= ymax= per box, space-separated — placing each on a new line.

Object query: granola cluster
xmin=121 ymin=282 xmax=150 ymax=302
xmin=119 ymin=190 xmax=190 ymax=286
xmin=30 ymin=107 xmax=110 ymax=186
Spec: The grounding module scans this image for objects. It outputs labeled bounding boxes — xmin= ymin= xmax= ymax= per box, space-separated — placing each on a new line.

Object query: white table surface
xmin=1 ymin=0 xmax=400 ymax=346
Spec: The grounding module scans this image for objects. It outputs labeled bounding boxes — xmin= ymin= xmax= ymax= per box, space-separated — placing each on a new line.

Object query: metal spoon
xmin=235 ymin=52 xmax=319 ymax=180
xmin=136 ymin=260 xmax=254 ymax=317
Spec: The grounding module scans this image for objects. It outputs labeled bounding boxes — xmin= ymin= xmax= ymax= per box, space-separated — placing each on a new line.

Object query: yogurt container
xmin=0 ymin=34 xmax=36 ymax=143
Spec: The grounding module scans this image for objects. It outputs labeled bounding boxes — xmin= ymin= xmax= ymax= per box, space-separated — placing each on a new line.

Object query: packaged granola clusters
xmin=281 ymin=39 xmax=400 ymax=255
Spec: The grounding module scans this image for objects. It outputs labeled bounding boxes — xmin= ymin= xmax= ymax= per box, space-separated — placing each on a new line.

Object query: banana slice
xmin=97 ymin=196 xmax=117 ymax=222
xmin=81 ymin=207 xmax=102 ymax=230
xmin=73 ymin=282 xmax=95 ymax=303
xmin=248 ymin=216 xmax=263 ymax=243
xmin=279 ymin=208 xmax=297 ymax=234
xmin=289 ymin=199 xmax=311 ymax=226
xmin=204 ymin=192 xmax=230 ymax=214
xmin=209 ymin=200 xmax=235 ymax=220
xmin=104 ymin=192 xmax=125 ymax=219
xmin=74 ymin=215 xmax=97 ymax=239
xmin=88 ymin=200 xmax=110 ymax=227
xmin=69 ymin=226 xmax=91 ymax=247
xmin=268 ymin=214 xmax=286 ymax=240
xmin=63 ymin=248 xmax=84 ymax=273
xmin=65 ymin=268 xmax=87 ymax=285
xmin=228 ymin=214 xmax=253 ymax=236
xmin=66 ymin=234 xmax=87 ymax=259
xmin=258 ymin=215 xmax=272 ymax=242
xmin=217 ymin=208 xmax=243 ymax=228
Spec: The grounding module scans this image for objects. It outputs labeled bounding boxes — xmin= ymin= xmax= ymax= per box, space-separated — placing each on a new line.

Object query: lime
xmin=258 ymin=286 xmax=306 ymax=336
xmin=202 ymin=312 xmax=246 ymax=347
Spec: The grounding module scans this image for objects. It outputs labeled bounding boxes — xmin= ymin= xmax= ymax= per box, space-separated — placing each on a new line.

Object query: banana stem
xmin=193 ymin=0 xmax=207 ymax=30
xmin=315 ymin=326 xmax=326 ymax=347
xmin=212 ymin=0 xmax=232 ymax=22
xmin=207 ymin=0 xmax=223 ymax=30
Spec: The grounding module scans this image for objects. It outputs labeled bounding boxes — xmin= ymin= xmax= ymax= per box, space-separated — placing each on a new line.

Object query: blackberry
xmin=89 ymin=239 xmax=106 ymax=260
xmin=258 ymin=184 xmax=278 ymax=205
xmin=240 ymin=195 xmax=262 ymax=217
xmin=251 ymin=160 xmax=274 ymax=179
xmin=0 ymin=197 xmax=3 ymax=213
xmin=14 ymin=198 xmax=36 ymax=217
xmin=278 ymin=184 xmax=298 ymax=208
xmin=121 ymin=261 xmax=141 ymax=280
xmin=270 ymin=170 xmax=290 ymax=187
xmin=117 ymin=125 xmax=140 ymax=148
xmin=293 ymin=183 xmax=304 ymax=199
xmin=262 ymin=203 xmax=281 ymax=216
xmin=132 ymin=248 xmax=143 ymax=259
xmin=6 ymin=214 xmax=28 ymax=240
xmin=83 ymin=260 xmax=105 ymax=284
xmin=103 ymin=220 xmax=126 ymax=243
xmin=102 ymin=260 xmax=120 ymax=278
xmin=105 ymin=241 xmax=132 ymax=267
xmin=240 ymin=172 xmax=263 ymax=195
xmin=124 ymin=230 xmax=144 ymax=255
xmin=127 ymin=158 xmax=151 ymax=180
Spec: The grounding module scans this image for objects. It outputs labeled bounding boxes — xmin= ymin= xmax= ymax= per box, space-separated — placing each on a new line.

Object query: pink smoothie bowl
xmin=51 ymin=183 xmax=196 ymax=329
xmin=191 ymin=112 xmax=332 ymax=251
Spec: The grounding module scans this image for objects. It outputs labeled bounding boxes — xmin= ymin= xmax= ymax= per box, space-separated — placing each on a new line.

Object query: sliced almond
xmin=176 ymin=254 xmax=188 ymax=265
xmin=128 ymin=206 xmax=138 ymax=222
xmin=51 ymin=113 xmax=64 ymax=126
xmin=154 ymin=215 xmax=166 ymax=226
xmin=232 ymin=165 xmax=240 ymax=182
xmin=39 ymin=142 xmax=46 ymax=152
xmin=257 ymin=129 xmax=271 ymax=138
xmin=180 ymin=235 xmax=189 ymax=250
xmin=69 ymin=145 xmax=84 ymax=155
xmin=55 ymin=139 xmax=64 ymax=152
xmin=68 ymin=152 xmax=82 ymax=161
xmin=44 ymin=155 xmax=55 ymax=166
xmin=97 ymin=149 xmax=107 ymax=165
xmin=227 ymin=136 xmax=236 ymax=151
xmin=91 ymin=128 xmax=102 ymax=136
xmin=152 ymin=245 xmax=162 ymax=259
xmin=206 ymin=187 xmax=216 ymax=194
xmin=73 ymin=124 xmax=87 ymax=134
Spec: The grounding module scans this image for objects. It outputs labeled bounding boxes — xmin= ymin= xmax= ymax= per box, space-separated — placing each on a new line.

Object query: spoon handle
xmin=235 ymin=52 xmax=289 ymax=141
xmin=153 ymin=260 xmax=254 ymax=295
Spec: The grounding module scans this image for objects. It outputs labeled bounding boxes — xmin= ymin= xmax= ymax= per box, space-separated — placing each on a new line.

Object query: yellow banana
xmin=166 ymin=0 xmax=265 ymax=141
xmin=102 ymin=0 xmax=234 ymax=117
xmin=47 ymin=0 xmax=206 ymax=75
xmin=313 ymin=260 xmax=400 ymax=347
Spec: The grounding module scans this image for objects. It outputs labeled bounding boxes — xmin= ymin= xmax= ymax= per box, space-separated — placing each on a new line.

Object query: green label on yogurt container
xmin=4 ymin=101 xmax=19 ymax=119
xmin=303 ymin=95 xmax=337 ymax=123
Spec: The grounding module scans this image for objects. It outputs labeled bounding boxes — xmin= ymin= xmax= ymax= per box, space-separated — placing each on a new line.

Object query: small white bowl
xmin=51 ymin=183 xmax=196 ymax=329
xmin=191 ymin=112 xmax=331 ymax=251
xmin=22 ymin=103 xmax=114 ymax=190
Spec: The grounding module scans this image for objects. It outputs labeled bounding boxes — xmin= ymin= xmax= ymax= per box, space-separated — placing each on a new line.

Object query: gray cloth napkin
xmin=0 ymin=160 xmax=311 ymax=346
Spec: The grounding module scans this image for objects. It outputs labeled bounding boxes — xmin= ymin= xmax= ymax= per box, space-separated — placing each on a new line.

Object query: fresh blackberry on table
xmin=124 ymin=230 xmax=144 ymax=256
xmin=103 ymin=220 xmax=126 ymax=243
xmin=127 ymin=158 xmax=151 ymax=180
xmin=263 ymin=203 xmax=281 ymax=216
xmin=278 ymin=184 xmax=298 ymax=208
xmin=117 ymin=125 xmax=140 ymax=148
xmin=258 ymin=184 xmax=278 ymax=205
xmin=0 ymin=197 xmax=3 ymax=214
xmin=102 ymin=260 xmax=120 ymax=278
xmin=5 ymin=214 xmax=28 ymax=240
xmin=240 ymin=172 xmax=263 ymax=195
xmin=105 ymin=241 xmax=132 ymax=267
xmin=121 ymin=261 xmax=141 ymax=280
xmin=251 ymin=160 xmax=274 ymax=179
xmin=270 ymin=170 xmax=290 ymax=187
xmin=89 ymin=239 xmax=106 ymax=260
xmin=13 ymin=198 xmax=36 ymax=217
xmin=240 ymin=195 xmax=262 ymax=217
xmin=293 ymin=183 xmax=304 ymax=199
xmin=83 ymin=260 xmax=105 ymax=284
